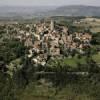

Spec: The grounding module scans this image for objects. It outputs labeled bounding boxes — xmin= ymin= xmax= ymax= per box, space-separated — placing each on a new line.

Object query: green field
xmin=73 ymin=18 xmax=100 ymax=33
xmin=63 ymin=56 xmax=87 ymax=67
xmin=92 ymin=53 xmax=100 ymax=63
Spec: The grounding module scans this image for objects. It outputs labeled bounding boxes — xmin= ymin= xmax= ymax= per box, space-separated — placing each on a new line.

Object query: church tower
xmin=50 ymin=20 xmax=54 ymax=31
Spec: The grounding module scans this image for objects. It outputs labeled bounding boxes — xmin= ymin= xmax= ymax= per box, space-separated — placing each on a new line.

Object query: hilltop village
xmin=1 ymin=18 xmax=100 ymax=100
xmin=0 ymin=20 xmax=92 ymax=66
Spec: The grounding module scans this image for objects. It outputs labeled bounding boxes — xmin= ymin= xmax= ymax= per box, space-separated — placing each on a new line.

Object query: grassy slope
xmin=92 ymin=53 xmax=100 ymax=63
xmin=16 ymin=81 xmax=100 ymax=100
xmin=63 ymin=56 xmax=87 ymax=67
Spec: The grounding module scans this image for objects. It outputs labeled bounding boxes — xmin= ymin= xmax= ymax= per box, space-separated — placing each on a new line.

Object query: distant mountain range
xmin=43 ymin=5 xmax=100 ymax=17
xmin=0 ymin=6 xmax=56 ymax=19
xmin=0 ymin=5 xmax=100 ymax=19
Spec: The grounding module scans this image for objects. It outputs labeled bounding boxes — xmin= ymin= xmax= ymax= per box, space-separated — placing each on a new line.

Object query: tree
xmin=91 ymin=32 xmax=100 ymax=45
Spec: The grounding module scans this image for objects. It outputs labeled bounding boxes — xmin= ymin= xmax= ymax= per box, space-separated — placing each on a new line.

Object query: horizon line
xmin=0 ymin=4 xmax=100 ymax=7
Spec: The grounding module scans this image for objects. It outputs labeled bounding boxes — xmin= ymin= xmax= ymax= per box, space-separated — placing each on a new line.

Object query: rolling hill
xmin=0 ymin=5 xmax=100 ymax=19
xmin=43 ymin=5 xmax=100 ymax=17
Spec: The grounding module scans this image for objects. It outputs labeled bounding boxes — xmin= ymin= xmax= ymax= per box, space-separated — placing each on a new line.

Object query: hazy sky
xmin=0 ymin=0 xmax=100 ymax=6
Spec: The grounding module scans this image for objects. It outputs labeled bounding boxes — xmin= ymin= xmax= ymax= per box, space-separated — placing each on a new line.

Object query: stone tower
xmin=50 ymin=20 xmax=54 ymax=31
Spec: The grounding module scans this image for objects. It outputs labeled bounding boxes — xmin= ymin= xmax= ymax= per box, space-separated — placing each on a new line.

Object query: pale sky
xmin=0 ymin=0 xmax=100 ymax=6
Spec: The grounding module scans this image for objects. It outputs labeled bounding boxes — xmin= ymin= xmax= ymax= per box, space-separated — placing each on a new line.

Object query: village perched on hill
xmin=1 ymin=0 xmax=100 ymax=99
xmin=0 ymin=16 xmax=100 ymax=100
xmin=0 ymin=19 xmax=92 ymax=66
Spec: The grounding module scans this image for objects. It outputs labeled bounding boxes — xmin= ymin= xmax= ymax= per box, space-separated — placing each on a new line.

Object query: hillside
xmin=0 ymin=6 xmax=56 ymax=18
xmin=1 ymin=5 xmax=100 ymax=19
xmin=43 ymin=5 xmax=100 ymax=16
